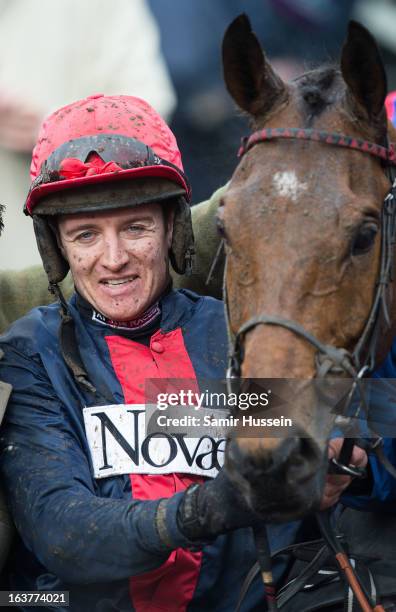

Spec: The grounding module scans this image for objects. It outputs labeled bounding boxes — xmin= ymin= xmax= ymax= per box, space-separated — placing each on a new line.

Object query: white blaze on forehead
xmin=272 ymin=171 xmax=307 ymax=203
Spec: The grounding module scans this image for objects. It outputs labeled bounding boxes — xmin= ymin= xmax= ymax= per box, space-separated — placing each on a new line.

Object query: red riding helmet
xmin=26 ymin=94 xmax=194 ymax=283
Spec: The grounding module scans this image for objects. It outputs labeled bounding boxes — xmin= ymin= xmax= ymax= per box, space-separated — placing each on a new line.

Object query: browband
xmin=238 ymin=127 xmax=396 ymax=165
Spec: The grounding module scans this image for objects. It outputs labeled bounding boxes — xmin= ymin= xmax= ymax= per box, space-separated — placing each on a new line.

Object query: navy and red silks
xmin=0 ymin=289 xmax=394 ymax=611
xmin=0 ymin=289 xmax=269 ymax=612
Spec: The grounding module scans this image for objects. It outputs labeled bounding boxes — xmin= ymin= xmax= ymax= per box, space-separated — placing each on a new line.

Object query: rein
xmin=226 ymin=127 xmax=396 ymax=612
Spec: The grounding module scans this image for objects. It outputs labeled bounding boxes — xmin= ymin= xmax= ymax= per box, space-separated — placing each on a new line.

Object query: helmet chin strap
xmin=49 ymin=282 xmax=113 ymax=403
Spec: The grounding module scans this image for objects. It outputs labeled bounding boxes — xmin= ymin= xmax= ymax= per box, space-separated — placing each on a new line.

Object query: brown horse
xmin=220 ymin=16 xmax=396 ymax=522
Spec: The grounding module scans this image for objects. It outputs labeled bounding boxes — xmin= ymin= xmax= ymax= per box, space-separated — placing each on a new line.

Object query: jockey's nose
xmin=100 ymin=234 xmax=130 ymax=271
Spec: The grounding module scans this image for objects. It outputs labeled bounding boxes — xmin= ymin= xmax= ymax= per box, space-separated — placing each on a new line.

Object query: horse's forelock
xmin=293 ymin=65 xmax=338 ymax=90
xmin=293 ymin=66 xmax=341 ymax=119
xmin=291 ymin=66 xmax=387 ymax=143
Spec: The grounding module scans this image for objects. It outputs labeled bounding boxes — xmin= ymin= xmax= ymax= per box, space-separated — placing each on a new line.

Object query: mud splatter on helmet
xmin=25 ymin=94 xmax=194 ymax=283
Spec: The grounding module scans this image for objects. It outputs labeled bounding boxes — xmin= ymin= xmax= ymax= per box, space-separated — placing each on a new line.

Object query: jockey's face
xmin=57 ymin=203 xmax=173 ymax=321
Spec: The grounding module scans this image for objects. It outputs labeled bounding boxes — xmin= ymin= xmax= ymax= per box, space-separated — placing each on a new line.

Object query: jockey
xmin=0 ymin=94 xmax=365 ymax=611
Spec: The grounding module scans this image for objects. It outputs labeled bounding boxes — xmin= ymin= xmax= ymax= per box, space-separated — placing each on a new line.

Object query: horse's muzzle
xmin=225 ymin=435 xmax=326 ymax=522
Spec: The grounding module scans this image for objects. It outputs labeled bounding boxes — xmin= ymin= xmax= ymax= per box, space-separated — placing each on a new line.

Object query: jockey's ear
xmin=341 ymin=20 xmax=387 ymax=122
xmin=222 ymin=13 xmax=286 ymax=119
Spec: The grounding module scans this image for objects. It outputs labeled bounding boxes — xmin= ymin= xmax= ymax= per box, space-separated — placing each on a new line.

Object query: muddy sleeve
xmin=0 ymin=345 xmax=193 ymax=584
xmin=0 ymin=267 xmax=74 ymax=332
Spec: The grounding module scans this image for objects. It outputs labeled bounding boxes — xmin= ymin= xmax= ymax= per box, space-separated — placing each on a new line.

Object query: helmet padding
xmin=32 ymin=180 xmax=195 ymax=283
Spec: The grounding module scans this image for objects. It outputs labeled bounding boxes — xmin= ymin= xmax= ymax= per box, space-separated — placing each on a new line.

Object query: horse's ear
xmin=341 ymin=20 xmax=387 ymax=119
xmin=222 ymin=14 xmax=285 ymax=117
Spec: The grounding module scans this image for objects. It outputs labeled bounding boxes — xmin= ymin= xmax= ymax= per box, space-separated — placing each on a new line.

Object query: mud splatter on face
xmin=58 ymin=203 xmax=172 ymax=320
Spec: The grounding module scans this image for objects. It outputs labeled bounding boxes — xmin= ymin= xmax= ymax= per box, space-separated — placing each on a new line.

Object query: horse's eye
xmin=351 ymin=222 xmax=379 ymax=256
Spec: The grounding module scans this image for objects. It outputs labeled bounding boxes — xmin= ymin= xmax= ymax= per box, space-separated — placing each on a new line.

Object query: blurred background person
xmin=2 ymin=0 xmax=396 ymax=271
xmin=0 ymin=0 xmax=175 ymax=270
xmin=149 ymin=0 xmax=358 ymax=202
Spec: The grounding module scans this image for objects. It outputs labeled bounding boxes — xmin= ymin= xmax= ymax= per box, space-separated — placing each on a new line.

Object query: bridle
xmin=226 ymin=127 xmax=396 ymax=463
xmin=225 ymin=127 xmax=396 ymax=612
xmin=226 ymin=127 xmax=396 ymax=479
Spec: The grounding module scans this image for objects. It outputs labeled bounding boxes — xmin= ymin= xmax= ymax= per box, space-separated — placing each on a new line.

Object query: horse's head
xmin=220 ymin=16 xmax=396 ymax=521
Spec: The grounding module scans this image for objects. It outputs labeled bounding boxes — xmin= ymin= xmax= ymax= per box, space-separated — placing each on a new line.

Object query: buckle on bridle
xmin=328 ymin=457 xmax=366 ymax=478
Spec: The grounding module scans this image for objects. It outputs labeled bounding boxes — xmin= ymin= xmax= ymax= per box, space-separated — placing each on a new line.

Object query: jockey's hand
xmin=175 ymin=469 xmax=260 ymax=542
xmin=320 ymin=437 xmax=368 ymax=510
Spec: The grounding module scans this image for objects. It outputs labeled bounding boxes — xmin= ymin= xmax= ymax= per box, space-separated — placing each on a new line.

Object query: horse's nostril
xmin=287 ymin=436 xmax=322 ymax=484
xmin=226 ymin=437 xmax=302 ymax=479
xmin=299 ymin=436 xmax=321 ymax=462
xmin=225 ymin=436 xmax=323 ymax=488
xmin=226 ymin=439 xmax=266 ymax=476
xmin=272 ymin=437 xmax=301 ymax=469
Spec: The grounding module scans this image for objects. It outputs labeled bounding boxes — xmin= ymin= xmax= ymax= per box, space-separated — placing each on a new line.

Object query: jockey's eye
xmin=351 ymin=222 xmax=379 ymax=256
